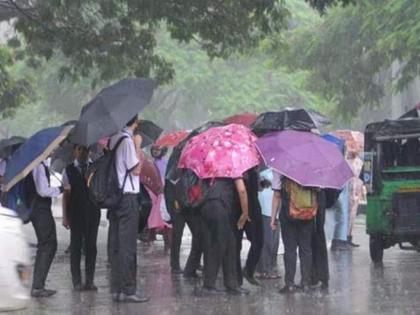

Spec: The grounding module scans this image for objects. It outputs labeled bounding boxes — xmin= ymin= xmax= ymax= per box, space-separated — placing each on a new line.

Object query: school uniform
xmin=63 ymin=160 xmax=100 ymax=287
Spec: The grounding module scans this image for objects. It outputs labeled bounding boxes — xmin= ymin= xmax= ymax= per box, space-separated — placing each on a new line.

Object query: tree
xmin=0 ymin=45 xmax=32 ymax=118
xmin=272 ymin=0 xmax=420 ymax=117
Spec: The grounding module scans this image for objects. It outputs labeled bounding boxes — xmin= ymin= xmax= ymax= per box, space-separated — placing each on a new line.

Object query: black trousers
xmin=30 ymin=198 xmax=57 ymax=290
xmin=311 ymin=206 xmax=329 ymax=284
xmin=109 ymin=194 xmax=140 ymax=295
xmin=69 ymin=209 xmax=101 ymax=286
xmin=170 ymin=210 xmax=203 ymax=274
xmin=200 ymin=200 xmax=238 ymax=289
xmin=280 ymin=219 xmax=313 ymax=286
xmin=236 ymin=211 xmax=263 ymax=284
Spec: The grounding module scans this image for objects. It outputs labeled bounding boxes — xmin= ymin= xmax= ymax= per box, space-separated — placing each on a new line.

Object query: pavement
xmin=8 ymin=210 xmax=420 ymax=315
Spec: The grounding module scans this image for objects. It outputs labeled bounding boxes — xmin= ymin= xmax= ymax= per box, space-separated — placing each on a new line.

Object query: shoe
xmin=225 ymin=287 xmax=250 ymax=296
xmin=321 ymin=281 xmax=329 ymax=291
xmin=83 ymin=283 xmax=98 ymax=291
xmin=73 ymin=283 xmax=84 ymax=291
xmin=331 ymin=239 xmax=351 ymax=251
xmin=31 ymin=288 xmax=57 ymax=298
xmin=243 ymin=268 xmax=261 ymax=286
xmin=278 ymin=285 xmax=296 ymax=294
xmin=171 ymin=267 xmax=183 ymax=275
xmin=198 ymin=286 xmax=223 ymax=296
xmin=348 ymin=236 xmax=360 ymax=248
xmin=119 ymin=294 xmax=150 ymax=303
xmin=183 ymin=272 xmax=199 ymax=279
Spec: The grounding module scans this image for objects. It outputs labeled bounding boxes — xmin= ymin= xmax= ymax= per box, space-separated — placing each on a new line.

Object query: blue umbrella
xmin=322 ymin=133 xmax=345 ymax=154
xmin=2 ymin=126 xmax=73 ymax=192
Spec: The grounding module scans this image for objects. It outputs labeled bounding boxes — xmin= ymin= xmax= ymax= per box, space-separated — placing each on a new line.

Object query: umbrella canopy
xmin=0 ymin=136 xmax=26 ymax=159
xmin=135 ymin=120 xmax=163 ymax=148
xmin=256 ymin=130 xmax=353 ymax=189
xmin=333 ymin=130 xmax=364 ymax=154
xmin=223 ymin=113 xmax=258 ymax=127
xmin=71 ymin=78 xmax=155 ymax=147
xmin=156 ymin=130 xmax=190 ymax=147
xmin=140 ymin=155 xmax=163 ymax=195
xmin=251 ymin=108 xmax=328 ymax=136
xmin=2 ymin=126 xmax=73 ymax=192
xmin=322 ymin=133 xmax=345 ymax=153
xmin=178 ymin=124 xmax=261 ymax=179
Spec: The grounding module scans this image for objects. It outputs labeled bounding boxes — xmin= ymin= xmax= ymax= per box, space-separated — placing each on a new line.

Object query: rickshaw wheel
xmin=369 ymin=235 xmax=384 ymax=263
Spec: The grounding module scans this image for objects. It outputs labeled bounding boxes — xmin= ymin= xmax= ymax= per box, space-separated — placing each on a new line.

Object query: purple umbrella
xmin=255 ymin=130 xmax=353 ymax=189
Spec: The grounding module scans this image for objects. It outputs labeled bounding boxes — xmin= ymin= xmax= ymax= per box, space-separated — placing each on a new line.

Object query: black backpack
xmin=165 ymin=168 xmax=209 ymax=213
xmin=87 ymin=136 xmax=129 ymax=209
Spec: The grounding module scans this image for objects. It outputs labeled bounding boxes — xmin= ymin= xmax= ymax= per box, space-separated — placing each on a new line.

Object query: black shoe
xmin=83 ymin=283 xmax=98 ymax=291
xmin=31 ymin=288 xmax=57 ymax=298
xmin=183 ymin=272 xmax=199 ymax=279
xmin=119 ymin=294 xmax=150 ymax=303
xmin=171 ymin=267 xmax=183 ymax=275
xmin=243 ymin=268 xmax=261 ymax=286
xmin=331 ymin=239 xmax=351 ymax=251
xmin=278 ymin=285 xmax=296 ymax=294
xmin=73 ymin=283 xmax=84 ymax=291
xmin=321 ymin=281 xmax=329 ymax=291
xmin=348 ymin=236 xmax=360 ymax=248
xmin=198 ymin=286 xmax=223 ymax=296
xmin=226 ymin=287 xmax=250 ymax=296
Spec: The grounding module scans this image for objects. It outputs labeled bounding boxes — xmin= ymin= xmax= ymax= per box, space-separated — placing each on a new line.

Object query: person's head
xmin=73 ymin=145 xmax=89 ymax=163
xmin=151 ymin=145 xmax=168 ymax=159
xmin=126 ymin=115 xmax=139 ymax=130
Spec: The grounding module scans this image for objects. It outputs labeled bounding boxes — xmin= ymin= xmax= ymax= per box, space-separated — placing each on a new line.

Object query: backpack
xmin=284 ymin=178 xmax=318 ymax=220
xmin=87 ymin=136 xmax=130 ymax=209
xmin=165 ymin=168 xmax=209 ymax=214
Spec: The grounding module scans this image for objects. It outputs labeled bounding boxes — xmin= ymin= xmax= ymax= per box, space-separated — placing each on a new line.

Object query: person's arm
xmin=271 ymin=191 xmax=281 ymax=230
xmin=235 ymin=178 xmax=250 ymax=230
xmin=32 ymin=163 xmax=63 ymax=198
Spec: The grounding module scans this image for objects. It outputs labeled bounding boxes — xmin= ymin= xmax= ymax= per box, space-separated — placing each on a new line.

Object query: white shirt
xmin=0 ymin=159 xmax=6 ymax=177
xmin=109 ymin=129 xmax=140 ymax=194
xmin=272 ymin=170 xmax=282 ymax=191
xmin=32 ymin=160 xmax=62 ymax=198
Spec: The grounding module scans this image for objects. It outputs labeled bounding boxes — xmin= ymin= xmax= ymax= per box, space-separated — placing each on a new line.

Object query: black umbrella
xmin=134 ymin=120 xmax=163 ymax=148
xmin=70 ymin=78 xmax=155 ymax=147
xmin=0 ymin=136 xmax=26 ymax=159
xmin=251 ymin=108 xmax=328 ymax=136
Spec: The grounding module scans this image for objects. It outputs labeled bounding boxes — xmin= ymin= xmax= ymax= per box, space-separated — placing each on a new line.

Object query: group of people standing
xmin=0 ymin=115 xmax=365 ymax=303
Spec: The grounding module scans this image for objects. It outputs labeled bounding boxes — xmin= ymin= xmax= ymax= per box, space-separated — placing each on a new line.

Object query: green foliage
xmin=0 ymin=45 xmax=32 ymax=118
xmin=12 ymin=0 xmax=290 ymax=85
xmin=272 ymin=0 xmax=420 ymax=117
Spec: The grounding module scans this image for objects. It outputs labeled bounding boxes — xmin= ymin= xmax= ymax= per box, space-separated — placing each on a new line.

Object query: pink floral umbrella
xmin=178 ymin=124 xmax=261 ymax=178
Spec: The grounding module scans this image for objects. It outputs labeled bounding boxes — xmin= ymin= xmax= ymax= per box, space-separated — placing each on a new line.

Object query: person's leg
xmin=184 ymin=212 xmax=203 ymax=277
xmin=109 ymin=211 xmax=121 ymax=295
xmin=170 ymin=211 xmax=186 ymax=272
xmin=31 ymin=203 xmax=57 ymax=292
xmin=200 ymin=203 xmax=222 ymax=289
xmin=118 ymin=195 xmax=140 ymax=296
xmin=256 ymin=216 xmax=271 ymax=275
xmin=85 ymin=209 xmax=101 ymax=288
xmin=271 ymin=219 xmax=280 ymax=275
xmin=70 ymin=222 xmax=83 ymax=288
xmin=244 ymin=213 xmax=263 ymax=279
xmin=311 ymin=209 xmax=329 ymax=287
xmin=280 ymin=221 xmax=298 ymax=288
xmin=298 ymin=221 xmax=314 ymax=288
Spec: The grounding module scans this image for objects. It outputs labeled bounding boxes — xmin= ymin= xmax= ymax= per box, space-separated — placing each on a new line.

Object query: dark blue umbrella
xmin=2 ymin=126 xmax=73 ymax=192
xmin=322 ymin=133 xmax=345 ymax=154
xmin=70 ymin=78 xmax=155 ymax=147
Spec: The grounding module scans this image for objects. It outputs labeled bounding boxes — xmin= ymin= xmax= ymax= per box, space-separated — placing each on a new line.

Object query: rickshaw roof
xmin=365 ymin=118 xmax=420 ymax=141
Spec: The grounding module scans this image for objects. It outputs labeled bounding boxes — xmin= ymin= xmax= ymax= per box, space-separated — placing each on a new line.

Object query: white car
xmin=0 ymin=205 xmax=31 ymax=311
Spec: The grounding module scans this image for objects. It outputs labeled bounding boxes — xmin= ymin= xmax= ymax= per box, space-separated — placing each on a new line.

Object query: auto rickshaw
xmin=364 ymin=118 xmax=420 ymax=263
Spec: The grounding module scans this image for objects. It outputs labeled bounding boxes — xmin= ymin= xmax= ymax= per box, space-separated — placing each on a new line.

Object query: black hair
xmin=126 ymin=115 xmax=138 ymax=127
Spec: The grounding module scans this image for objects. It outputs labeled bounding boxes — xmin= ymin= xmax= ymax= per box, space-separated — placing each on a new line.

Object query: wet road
xmin=13 ymin=214 xmax=420 ymax=315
